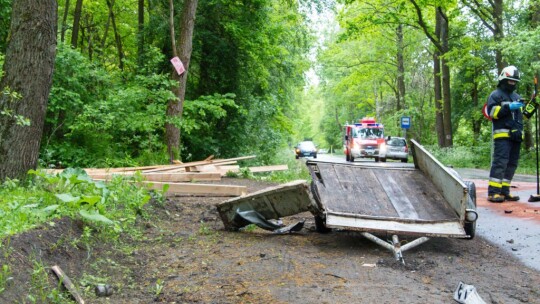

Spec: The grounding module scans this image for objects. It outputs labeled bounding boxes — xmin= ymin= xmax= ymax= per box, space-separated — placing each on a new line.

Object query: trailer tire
xmin=314 ymin=215 xmax=331 ymax=233
xmin=464 ymin=181 xmax=477 ymax=240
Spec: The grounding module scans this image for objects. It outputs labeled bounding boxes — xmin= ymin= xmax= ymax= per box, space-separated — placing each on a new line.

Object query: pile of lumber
xmin=47 ymin=155 xmax=288 ymax=197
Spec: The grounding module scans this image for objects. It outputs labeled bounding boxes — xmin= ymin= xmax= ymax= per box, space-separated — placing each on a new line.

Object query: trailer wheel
xmin=464 ymin=181 xmax=477 ymax=240
xmin=314 ymin=215 xmax=331 ymax=233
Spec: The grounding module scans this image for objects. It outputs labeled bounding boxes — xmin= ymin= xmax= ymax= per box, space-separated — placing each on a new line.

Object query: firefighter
xmin=487 ymin=65 xmax=524 ymax=203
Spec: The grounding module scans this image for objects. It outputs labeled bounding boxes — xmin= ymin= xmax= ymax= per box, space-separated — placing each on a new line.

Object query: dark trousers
xmin=488 ymin=139 xmax=521 ymax=195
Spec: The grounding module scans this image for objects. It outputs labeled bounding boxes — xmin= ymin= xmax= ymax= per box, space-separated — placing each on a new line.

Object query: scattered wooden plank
xmin=193 ymin=164 xmax=219 ymax=172
xmin=51 ymin=265 xmax=85 ymax=304
xmin=89 ymin=172 xmax=222 ymax=182
xmin=142 ymin=181 xmax=247 ymax=197
xmin=248 ymin=165 xmax=288 ymax=173
xmin=143 ymin=156 xmax=256 ymax=173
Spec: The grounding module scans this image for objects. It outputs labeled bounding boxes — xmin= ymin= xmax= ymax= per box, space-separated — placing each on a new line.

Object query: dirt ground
xmin=1 ymin=177 xmax=540 ymax=304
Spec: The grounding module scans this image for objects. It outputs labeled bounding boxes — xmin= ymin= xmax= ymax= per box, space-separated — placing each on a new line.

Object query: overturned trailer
xmin=217 ymin=139 xmax=477 ymax=262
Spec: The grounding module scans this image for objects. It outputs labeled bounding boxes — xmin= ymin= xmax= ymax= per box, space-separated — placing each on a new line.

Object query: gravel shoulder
xmin=1 ymin=177 xmax=540 ymax=303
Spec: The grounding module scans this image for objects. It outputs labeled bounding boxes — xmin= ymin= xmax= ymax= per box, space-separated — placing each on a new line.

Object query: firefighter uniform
xmin=487 ymin=82 xmax=523 ymax=202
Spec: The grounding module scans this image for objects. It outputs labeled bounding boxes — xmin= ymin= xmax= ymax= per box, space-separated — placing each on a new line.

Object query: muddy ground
xmin=1 ymin=177 xmax=540 ymax=303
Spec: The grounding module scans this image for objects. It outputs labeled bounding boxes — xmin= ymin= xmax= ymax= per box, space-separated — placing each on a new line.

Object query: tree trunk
xmin=138 ymin=0 xmax=145 ymax=69
xmin=0 ymin=0 xmax=58 ymax=181
xmin=106 ymin=0 xmax=124 ymax=70
xmin=471 ymin=68 xmax=482 ymax=143
xmin=71 ymin=0 xmax=83 ymax=49
xmin=396 ymin=24 xmax=406 ymax=111
xmin=493 ymin=0 xmax=505 ymax=71
xmin=101 ymin=11 xmax=111 ymax=52
xmin=165 ymin=0 xmax=199 ymax=163
xmin=440 ymin=8 xmax=453 ymax=147
xmin=433 ymin=8 xmax=445 ymax=147
xmin=61 ymin=0 xmax=70 ymax=42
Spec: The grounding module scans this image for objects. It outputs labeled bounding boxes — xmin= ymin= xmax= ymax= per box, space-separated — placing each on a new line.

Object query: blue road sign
xmin=401 ymin=116 xmax=411 ymax=129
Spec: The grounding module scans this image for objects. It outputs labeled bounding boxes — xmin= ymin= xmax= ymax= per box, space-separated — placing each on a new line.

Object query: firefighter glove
xmin=509 ymin=101 xmax=524 ymax=110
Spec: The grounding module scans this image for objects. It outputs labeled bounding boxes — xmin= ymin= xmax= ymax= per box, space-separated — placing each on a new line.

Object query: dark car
xmin=295 ymin=141 xmax=318 ymax=159
xmin=385 ymin=137 xmax=409 ymax=162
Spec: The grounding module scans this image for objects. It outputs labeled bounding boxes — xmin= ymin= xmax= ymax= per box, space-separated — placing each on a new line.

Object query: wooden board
xmin=142 ymin=155 xmax=256 ymax=173
xmin=141 ymin=181 xmax=247 ymax=197
xmin=89 ymin=172 xmax=221 ymax=182
xmin=248 ymin=165 xmax=289 ymax=173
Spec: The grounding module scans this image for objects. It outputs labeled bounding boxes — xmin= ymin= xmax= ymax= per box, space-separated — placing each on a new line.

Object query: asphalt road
xmin=302 ymin=153 xmax=540 ymax=271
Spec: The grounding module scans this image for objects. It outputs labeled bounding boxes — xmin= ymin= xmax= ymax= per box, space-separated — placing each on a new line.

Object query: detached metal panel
xmin=216 ymin=180 xmax=317 ymax=230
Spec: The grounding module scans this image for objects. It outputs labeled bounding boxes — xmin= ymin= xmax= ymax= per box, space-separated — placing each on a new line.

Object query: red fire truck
xmin=343 ymin=117 xmax=387 ymax=162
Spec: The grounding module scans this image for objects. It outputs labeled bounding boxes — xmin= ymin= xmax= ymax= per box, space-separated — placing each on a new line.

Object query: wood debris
xmin=51 ymin=265 xmax=85 ymax=304
xmin=45 ymin=155 xmax=288 ymax=197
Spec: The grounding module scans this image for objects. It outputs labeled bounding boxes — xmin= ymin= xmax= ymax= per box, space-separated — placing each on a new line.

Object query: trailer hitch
xmin=361 ymin=233 xmax=430 ymax=264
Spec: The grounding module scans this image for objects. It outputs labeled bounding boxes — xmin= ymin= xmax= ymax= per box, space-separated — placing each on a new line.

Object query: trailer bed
xmin=308 ymin=160 xmax=468 ymax=237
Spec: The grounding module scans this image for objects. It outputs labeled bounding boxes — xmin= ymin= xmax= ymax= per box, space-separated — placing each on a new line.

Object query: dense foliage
xmin=0 ymin=1 xmax=539 ymax=168
xmin=29 ymin=0 xmax=312 ymax=168
xmin=316 ymin=0 xmax=539 ymax=151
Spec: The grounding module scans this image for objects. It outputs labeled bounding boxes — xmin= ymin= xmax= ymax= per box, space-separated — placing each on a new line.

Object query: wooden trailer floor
xmin=311 ymin=162 xmax=459 ymax=222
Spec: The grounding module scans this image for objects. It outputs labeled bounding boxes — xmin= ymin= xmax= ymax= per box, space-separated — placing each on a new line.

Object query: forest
xmin=1 ymin=0 xmax=540 ymax=180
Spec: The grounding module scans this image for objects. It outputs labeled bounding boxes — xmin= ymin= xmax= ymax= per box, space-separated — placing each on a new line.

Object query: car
xmin=295 ymin=141 xmax=318 ymax=159
xmin=385 ymin=137 xmax=409 ymax=162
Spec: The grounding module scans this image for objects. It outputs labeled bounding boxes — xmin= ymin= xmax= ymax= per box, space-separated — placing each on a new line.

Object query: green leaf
xmin=55 ymin=193 xmax=80 ymax=203
xmin=79 ymin=210 xmax=114 ymax=225
xmin=78 ymin=196 xmax=101 ymax=206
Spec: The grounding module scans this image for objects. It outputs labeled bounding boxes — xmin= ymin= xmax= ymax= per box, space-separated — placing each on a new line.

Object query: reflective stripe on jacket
xmin=487 ymin=88 xmax=522 ymax=140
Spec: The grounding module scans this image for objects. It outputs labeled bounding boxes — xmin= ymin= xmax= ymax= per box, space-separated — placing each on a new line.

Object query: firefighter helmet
xmin=498 ymin=65 xmax=520 ymax=82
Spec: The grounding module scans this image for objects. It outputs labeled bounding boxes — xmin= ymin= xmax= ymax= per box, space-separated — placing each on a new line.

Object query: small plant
xmin=152 ymin=278 xmax=164 ymax=297
xmin=0 ymin=264 xmax=12 ymax=294
xmin=1 ymin=85 xmax=30 ymax=126
xmin=198 ymin=221 xmax=215 ymax=236
xmin=225 ymin=170 xmax=239 ymax=178
xmin=240 ymin=224 xmax=259 ymax=232
xmin=239 ymin=167 xmax=253 ymax=179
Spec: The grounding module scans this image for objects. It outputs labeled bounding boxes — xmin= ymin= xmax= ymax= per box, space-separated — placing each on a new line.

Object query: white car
xmin=385 ymin=137 xmax=409 ymax=162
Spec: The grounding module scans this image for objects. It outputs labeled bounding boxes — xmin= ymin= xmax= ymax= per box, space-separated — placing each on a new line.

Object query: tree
xmin=165 ymin=0 xmax=198 ymax=162
xmin=105 ymin=0 xmax=125 ymax=70
xmin=0 ymin=0 xmax=58 ymax=181
xmin=409 ymin=1 xmax=454 ymax=147
xmin=71 ymin=0 xmax=83 ymax=49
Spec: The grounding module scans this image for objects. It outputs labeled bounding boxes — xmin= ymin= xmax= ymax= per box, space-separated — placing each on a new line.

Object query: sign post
xmin=401 ymin=116 xmax=411 ymax=138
